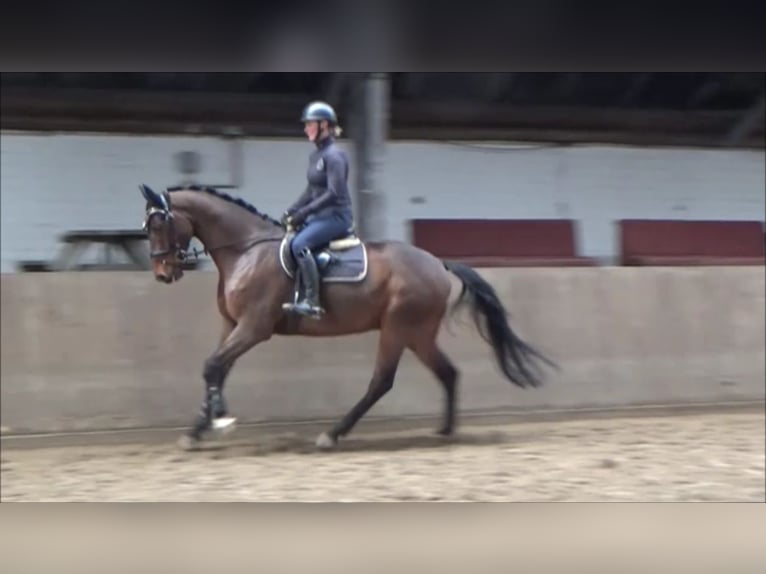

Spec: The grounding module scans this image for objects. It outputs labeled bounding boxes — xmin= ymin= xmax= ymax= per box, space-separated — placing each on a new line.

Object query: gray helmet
xmin=301 ymin=101 xmax=338 ymax=125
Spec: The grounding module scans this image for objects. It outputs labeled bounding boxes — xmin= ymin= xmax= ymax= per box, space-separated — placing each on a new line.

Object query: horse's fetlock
xmin=203 ymin=357 xmax=225 ymax=383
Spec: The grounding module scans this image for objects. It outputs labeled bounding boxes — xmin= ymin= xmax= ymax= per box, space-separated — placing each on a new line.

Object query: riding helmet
xmin=301 ymin=101 xmax=338 ymax=125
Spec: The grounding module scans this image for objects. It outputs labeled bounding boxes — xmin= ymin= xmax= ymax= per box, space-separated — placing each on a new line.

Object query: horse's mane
xmin=166 ymin=185 xmax=284 ymax=228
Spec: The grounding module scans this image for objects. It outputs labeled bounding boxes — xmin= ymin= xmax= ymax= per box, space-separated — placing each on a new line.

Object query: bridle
xmin=142 ymin=206 xmax=191 ymax=265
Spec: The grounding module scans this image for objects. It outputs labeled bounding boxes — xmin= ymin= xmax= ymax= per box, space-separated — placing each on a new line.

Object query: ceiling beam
xmin=552 ymin=73 xmax=582 ymax=100
xmin=687 ymin=77 xmax=721 ymax=108
xmin=620 ymin=73 xmax=654 ymax=107
xmin=723 ymin=92 xmax=766 ymax=146
xmin=324 ymin=73 xmax=350 ymax=106
xmin=397 ymin=73 xmax=427 ymax=99
xmin=481 ymin=73 xmax=516 ymax=102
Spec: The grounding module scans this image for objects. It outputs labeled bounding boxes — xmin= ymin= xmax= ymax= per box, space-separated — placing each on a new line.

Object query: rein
xmin=185 ymin=233 xmax=285 ymax=260
xmin=143 ymin=206 xmax=285 ymax=264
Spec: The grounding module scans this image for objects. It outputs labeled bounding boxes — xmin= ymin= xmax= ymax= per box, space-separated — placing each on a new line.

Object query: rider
xmin=281 ymin=101 xmax=354 ymax=318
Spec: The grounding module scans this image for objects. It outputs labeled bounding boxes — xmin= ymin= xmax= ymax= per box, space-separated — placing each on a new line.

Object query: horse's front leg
xmin=179 ymin=318 xmax=271 ymax=450
xmin=196 ymin=317 xmax=236 ymax=436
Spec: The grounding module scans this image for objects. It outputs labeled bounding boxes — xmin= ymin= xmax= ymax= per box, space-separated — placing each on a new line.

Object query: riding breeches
xmin=290 ymin=212 xmax=352 ymax=260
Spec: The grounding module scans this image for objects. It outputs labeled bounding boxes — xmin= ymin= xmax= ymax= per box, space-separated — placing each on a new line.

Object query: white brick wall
xmin=0 ymin=132 xmax=231 ymax=271
xmin=2 ymin=131 xmax=764 ymax=272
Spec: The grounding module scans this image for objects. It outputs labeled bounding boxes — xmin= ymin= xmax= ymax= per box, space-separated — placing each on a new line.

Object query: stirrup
xmin=283 ymin=299 xmax=324 ymax=319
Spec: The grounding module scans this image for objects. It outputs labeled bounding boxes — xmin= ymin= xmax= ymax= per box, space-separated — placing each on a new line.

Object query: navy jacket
xmin=287 ymin=136 xmax=353 ymax=224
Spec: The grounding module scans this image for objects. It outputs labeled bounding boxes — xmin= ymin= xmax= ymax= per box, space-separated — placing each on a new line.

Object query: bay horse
xmin=139 ymin=184 xmax=558 ymax=451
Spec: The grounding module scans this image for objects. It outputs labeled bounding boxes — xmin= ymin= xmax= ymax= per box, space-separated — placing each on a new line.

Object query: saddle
xmin=326 ymin=234 xmax=362 ymax=251
xmin=279 ymin=227 xmax=368 ymax=284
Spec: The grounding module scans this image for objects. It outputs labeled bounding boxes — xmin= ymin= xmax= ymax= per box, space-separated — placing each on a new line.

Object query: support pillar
xmin=352 ymin=72 xmax=390 ymax=242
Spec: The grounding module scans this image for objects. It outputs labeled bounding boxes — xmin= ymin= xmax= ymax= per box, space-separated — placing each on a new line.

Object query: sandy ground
xmin=1 ymin=410 xmax=763 ymax=502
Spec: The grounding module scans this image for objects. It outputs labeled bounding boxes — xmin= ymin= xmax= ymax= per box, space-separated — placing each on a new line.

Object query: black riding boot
xmin=284 ymin=248 xmax=324 ymax=318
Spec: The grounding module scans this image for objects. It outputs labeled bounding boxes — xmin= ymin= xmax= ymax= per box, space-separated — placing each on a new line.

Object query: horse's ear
xmin=160 ymin=190 xmax=171 ymax=211
xmin=139 ymin=184 xmax=164 ymax=208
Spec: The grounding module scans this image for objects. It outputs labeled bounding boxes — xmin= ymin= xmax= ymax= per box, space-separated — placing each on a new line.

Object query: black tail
xmin=444 ymin=260 xmax=559 ymax=389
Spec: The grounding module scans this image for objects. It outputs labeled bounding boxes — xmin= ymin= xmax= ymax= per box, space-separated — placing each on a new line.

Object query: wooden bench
xmin=16 ymin=229 xmax=201 ymax=272
xmin=54 ymin=229 xmax=153 ymax=270
xmin=618 ymin=219 xmax=766 ymax=266
xmin=409 ymin=219 xmax=596 ymax=267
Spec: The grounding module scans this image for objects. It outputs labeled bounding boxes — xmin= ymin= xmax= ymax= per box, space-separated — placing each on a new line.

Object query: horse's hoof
xmin=211 ymin=416 xmax=237 ymax=436
xmin=177 ymin=435 xmax=202 ymax=451
xmin=436 ymin=426 xmax=455 ymax=437
xmin=315 ymin=432 xmax=337 ymax=450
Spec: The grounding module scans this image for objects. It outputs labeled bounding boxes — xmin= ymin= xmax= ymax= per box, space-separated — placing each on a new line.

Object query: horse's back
xmin=366 ymin=239 xmax=453 ymax=298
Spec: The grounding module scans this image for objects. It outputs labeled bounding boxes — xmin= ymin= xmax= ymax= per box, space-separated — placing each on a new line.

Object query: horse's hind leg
xmin=409 ymin=327 xmax=460 ymax=437
xmin=317 ymin=325 xmax=405 ymax=449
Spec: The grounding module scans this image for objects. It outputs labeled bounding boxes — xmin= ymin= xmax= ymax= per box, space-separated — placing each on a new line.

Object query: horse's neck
xmin=175 ymin=192 xmax=280 ymax=257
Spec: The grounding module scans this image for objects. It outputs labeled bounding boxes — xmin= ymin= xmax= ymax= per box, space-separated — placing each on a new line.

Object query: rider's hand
xmin=285 ymin=216 xmax=299 ymax=233
xmin=290 ymin=210 xmax=307 ymax=228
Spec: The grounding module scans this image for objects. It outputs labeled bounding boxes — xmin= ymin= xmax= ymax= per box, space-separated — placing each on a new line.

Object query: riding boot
xmin=283 ymin=248 xmax=324 ymax=318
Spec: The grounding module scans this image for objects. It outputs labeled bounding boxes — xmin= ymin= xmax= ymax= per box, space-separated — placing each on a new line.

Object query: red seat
xmin=618 ymin=219 xmax=766 ymax=266
xmin=410 ymin=219 xmax=596 ymax=266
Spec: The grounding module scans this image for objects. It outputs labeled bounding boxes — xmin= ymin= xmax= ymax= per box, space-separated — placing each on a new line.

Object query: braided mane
xmin=166 ymin=185 xmax=284 ymax=227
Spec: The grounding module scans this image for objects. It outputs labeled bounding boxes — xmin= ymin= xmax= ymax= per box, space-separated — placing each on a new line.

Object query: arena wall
xmin=2 ymin=266 xmax=763 ymax=434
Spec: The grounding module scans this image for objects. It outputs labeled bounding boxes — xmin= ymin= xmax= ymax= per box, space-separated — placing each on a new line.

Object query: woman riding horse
xmin=138 ymin=103 xmax=558 ymax=452
xmin=281 ymin=101 xmax=354 ymax=319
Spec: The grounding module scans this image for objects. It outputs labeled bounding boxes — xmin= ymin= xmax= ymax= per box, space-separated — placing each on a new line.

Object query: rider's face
xmin=304 ymin=121 xmax=319 ymax=142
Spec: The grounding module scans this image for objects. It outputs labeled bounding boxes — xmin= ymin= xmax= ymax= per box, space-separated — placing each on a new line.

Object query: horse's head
xmin=139 ymin=184 xmax=194 ymax=284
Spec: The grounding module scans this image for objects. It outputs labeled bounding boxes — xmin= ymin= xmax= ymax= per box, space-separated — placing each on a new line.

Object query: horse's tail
xmin=443 ymin=260 xmax=559 ymax=389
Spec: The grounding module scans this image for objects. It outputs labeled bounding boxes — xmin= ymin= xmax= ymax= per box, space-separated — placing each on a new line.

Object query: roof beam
xmin=723 ymin=92 xmax=765 ymax=146
xmin=396 ymin=73 xmax=430 ymax=100
xmin=324 ymin=73 xmax=351 ymax=106
xmin=620 ymin=73 xmax=654 ymax=107
xmin=687 ymin=77 xmax=721 ymax=108
xmin=482 ymin=73 xmax=516 ymax=101
xmin=553 ymin=73 xmax=582 ymax=100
